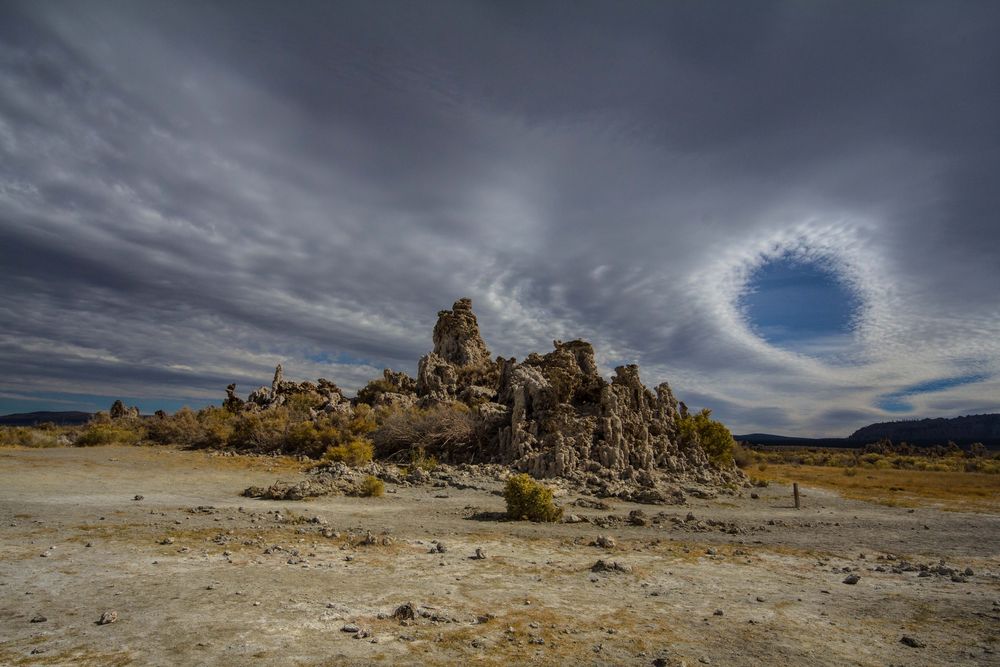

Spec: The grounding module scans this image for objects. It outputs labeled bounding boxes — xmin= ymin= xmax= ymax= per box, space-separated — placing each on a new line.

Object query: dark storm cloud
xmin=1 ymin=1 xmax=998 ymax=433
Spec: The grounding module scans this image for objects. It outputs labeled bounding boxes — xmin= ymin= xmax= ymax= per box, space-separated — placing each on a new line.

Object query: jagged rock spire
xmin=431 ymin=298 xmax=492 ymax=367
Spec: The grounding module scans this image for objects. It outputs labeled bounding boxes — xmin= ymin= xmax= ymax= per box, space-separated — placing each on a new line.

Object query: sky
xmin=1 ymin=1 xmax=998 ymax=436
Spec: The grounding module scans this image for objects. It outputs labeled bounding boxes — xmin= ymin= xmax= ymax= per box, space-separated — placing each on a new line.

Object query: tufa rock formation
xmin=225 ymin=298 xmax=743 ymax=491
xmin=240 ymin=363 xmax=352 ymax=416
xmin=109 ymin=399 xmax=140 ymax=421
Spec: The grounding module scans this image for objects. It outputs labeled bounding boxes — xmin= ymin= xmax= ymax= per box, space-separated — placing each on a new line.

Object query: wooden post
xmin=793 ymin=482 xmax=800 ymax=509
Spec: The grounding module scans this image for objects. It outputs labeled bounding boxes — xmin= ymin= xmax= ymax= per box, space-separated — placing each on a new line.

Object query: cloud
xmin=1 ymin=1 xmax=999 ymax=433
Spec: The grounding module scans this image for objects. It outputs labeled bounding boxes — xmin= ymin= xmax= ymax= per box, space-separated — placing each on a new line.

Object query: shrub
xmin=842 ymin=466 xmax=858 ymax=477
xmin=284 ymin=392 xmax=326 ymax=421
xmin=229 ymin=408 xmax=291 ymax=452
xmin=322 ymin=437 xmax=374 ymax=466
xmin=969 ymin=442 xmax=988 ymax=458
xmin=355 ymin=379 xmax=398 ymax=407
xmin=285 ymin=421 xmax=332 ymax=457
xmin=859 ymin=452 xmax=882 ymax=466
xmin=732 ymin=441 xmax=754 ymax=469
xmin=503 ymin=473 xmax=563 ymax=522
xmin=356 ymin=475 xmax=384 ymax=497
xmin=145 ymin=407 xmax=201 ymax=446
xmin=409 ymin=446 xmax=438 ymax=472
xmin=0 ymin=426 xmax=63 ymax=448
xmin=678 ymin=408 xmax=735 ymax=467
xmin=75 ymin=423 xmax=141 ymax=447
xmin=372 ymin=402 xmax=476 ymax=461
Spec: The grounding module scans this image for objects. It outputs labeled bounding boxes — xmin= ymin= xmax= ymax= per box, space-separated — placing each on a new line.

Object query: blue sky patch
xmin=741 ymin=257 xmax=861 ymax=345
xmin=875 ymin=374 xmax=989 ymax=413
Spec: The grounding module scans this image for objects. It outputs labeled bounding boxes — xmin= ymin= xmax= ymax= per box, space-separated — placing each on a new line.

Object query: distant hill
xmin=739 ymin=413 xmax=1000 ymax=449
xmin=735 ymin=433 xmax=852 ymax=448
xmin=0 ymin=411 xmax=92 ymax=426
xmin=848 ymin=413 xmax=1000 ymax=447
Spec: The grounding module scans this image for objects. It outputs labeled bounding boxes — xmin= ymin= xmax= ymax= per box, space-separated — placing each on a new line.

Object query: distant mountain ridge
xmin=738 ymin=413 xmax=1000 ymax=448
xmin=734 ymin=433 xmax=852 ymax=448
xmin=0 ymin=411 xmax=93 ymax=426
xmin=848 ymin=413 xmax=1000 ymax=446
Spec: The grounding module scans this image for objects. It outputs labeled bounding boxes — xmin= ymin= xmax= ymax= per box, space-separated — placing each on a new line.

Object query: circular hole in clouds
xmin=740 ymin=254 xmax=862 ymax=349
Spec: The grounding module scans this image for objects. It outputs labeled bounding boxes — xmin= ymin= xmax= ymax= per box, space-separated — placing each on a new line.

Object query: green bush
xmin=356 ymin=475 xmax=385 ymax=497
xmin=503 ymin=473 xmax=563 ymax=522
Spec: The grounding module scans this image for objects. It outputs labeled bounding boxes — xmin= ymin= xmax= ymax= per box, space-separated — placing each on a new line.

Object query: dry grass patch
xmin=0 ymin=648 xmax=133 ymax=667
xmin=195 ymin=450 xmax=306 ymax=472
xmin=755 ymin=464 xmax=1000 ymax=512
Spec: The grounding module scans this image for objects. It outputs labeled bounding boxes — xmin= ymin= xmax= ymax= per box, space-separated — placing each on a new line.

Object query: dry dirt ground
xmin=1 ymin=446 xmax=998 ymax=667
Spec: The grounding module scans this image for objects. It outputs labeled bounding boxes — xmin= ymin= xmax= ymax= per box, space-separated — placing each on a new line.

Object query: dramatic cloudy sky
xmin=2 ymin=1 xmax=998 ymax=435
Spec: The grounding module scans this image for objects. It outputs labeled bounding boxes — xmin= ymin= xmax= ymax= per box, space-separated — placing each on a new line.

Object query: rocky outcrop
xmin=356 ymin=369 xmax=418 ymax=409
xmin=224 ymin=297 xmax=743 ymax=492
xmin=409 ymin=299 xmax=739 ymax=489
xmin=110 ymin=400 xmax=140 ymax=421
xmin=240 ymin=367 xmax=350 ymax=415
xmin=416 ymin=299 xmax=500 ymax=403
xmin=431 ymin=297 xmax=492 ymax=367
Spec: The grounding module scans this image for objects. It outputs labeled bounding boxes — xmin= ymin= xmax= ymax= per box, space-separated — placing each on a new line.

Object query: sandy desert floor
xmin=1 ymin=446 xmax=998 ymax=666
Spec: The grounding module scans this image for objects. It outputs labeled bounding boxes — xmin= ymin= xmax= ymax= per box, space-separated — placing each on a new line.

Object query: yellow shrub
xmin=678 ymin=408 xmax=735 ymax=467
xmin=75 ymin=423 xmax=141 ymax=447
xmin=0 ymin=427 xmax=63 ymax=448
xmin=410 ymin=446 xmax=438 ymax=472
xmin=356 ymin=475 xmax=384 ymax=497
xmin=503 ymin=473 xmax=562 ymax=522
xmin=322 ymin=437 xmax=374 ymax=466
